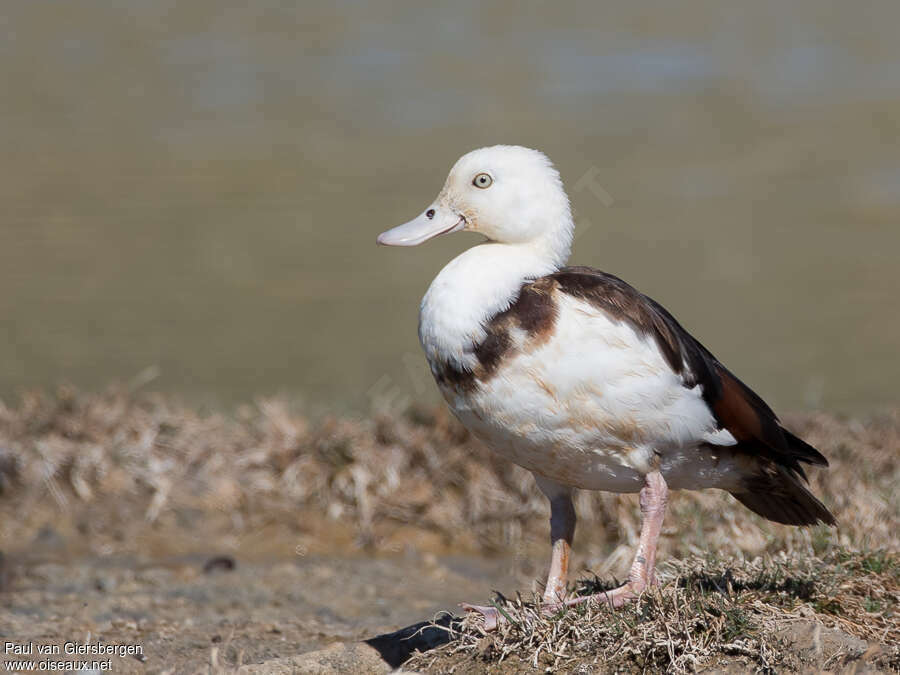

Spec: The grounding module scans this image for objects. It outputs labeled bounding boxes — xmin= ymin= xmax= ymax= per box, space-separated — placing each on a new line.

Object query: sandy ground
xmin=2 ymin=545 xmax=894 ymax=674
xmin=2 ymin=542 xmax=530 ymax=673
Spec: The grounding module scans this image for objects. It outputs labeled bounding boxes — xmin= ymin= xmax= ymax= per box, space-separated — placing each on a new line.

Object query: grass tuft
xmin=408 ymin=550 xmax=899 ymax=673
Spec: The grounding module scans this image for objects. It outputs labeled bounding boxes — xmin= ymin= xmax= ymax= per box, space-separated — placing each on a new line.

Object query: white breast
xmin=419 ymin=243 xmax=560 ymax=374
xmin=437 ymin=294 xmax=742 ymax=493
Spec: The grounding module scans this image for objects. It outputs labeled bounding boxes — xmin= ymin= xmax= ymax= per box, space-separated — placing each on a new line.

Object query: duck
xmin=377 ymin=145 xmax=835 ymax=629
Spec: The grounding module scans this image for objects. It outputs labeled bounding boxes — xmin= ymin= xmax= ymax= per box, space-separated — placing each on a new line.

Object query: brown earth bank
xmin=0 ymin=387 xmax=897 ymax=673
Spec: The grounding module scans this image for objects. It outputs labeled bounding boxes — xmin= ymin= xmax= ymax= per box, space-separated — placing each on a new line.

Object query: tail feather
xmin=783 ymin=429 xmax=829 ymax=468
xmin=730 ymin=463 xmax=836 ymax=526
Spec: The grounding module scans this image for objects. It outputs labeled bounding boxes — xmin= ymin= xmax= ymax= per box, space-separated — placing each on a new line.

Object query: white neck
xmin=419 ymin=233 xmax=571 ymax=371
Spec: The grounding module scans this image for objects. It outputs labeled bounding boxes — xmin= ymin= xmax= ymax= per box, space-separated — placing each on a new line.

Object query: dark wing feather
xmin=551 ymin=266 xmax=830 ymax=477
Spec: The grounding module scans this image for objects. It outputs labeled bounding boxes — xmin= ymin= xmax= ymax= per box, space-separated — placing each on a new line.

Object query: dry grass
xmin=0 ymin=385 xmax=896 ymax=563
xmin=0 ymin=386 xmax=897 ymax=672
xmin=407 ymin=550 xmax=899 ymax=673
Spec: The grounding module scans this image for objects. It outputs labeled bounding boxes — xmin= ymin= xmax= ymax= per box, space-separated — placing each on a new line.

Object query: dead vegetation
xmin=0 ymin=386 xmax=897 ymax=672
xmin=0 ymin=385 xmax=896 ymax=561
xmin=407 ymin=550 xmax=899 ymax=673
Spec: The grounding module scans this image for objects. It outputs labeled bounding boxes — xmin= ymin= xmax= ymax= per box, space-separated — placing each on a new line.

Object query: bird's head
xmin=377 ymin=145 xmax=574 ymax=265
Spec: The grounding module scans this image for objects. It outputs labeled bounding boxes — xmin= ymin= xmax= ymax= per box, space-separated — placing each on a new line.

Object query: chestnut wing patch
xmin=435 ymin=277 xmax=558 ymax=391
xmin=551 ymin=266 xmax=828 ymax=477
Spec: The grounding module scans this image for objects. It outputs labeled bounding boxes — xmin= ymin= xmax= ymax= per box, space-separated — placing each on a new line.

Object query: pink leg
xmin=462 ymin=475 xmax=575 ymax=628
xmin=548 ymin=470 xmax=668 ymax=611
xmin=463 ymin=471 xmax=668 ymax=629
xmin=542 ymin=493 xmax=576 ymax=603
xmin=539 ymin=477 xmax=576 ymax=603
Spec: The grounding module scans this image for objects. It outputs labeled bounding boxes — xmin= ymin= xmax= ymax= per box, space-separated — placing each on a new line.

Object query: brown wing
xmin=551 ymin=267 xmax=829 ymax=478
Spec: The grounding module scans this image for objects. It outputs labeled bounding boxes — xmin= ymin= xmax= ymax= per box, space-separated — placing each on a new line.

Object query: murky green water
xmin=1 ymin=1 xmax=898 ymax=413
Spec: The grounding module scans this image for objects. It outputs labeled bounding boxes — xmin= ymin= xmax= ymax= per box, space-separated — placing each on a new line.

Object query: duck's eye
xmin=473 ymin=173 xmax=493 ymax=189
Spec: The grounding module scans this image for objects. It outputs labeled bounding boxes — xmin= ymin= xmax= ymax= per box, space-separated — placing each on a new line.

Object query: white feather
xmin=412 ymin=145 xmax=743 ymax=494
xmin=437 ymin=294 xmax=744 ymax=493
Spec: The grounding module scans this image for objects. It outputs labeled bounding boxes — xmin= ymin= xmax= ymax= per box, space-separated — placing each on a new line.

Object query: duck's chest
xmin=424 ymin=292 xmax=711 ymax=491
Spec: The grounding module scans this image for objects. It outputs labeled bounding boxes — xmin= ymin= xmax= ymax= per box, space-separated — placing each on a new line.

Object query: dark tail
xmin=731 ymin=462 xmax=836 ymax=526
xmin=783 ymin=429 xmax=829 ymax=469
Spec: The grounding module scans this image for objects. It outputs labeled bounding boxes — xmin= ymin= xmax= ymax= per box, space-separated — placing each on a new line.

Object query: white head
xmin=377 ymin=145 xmax=574 ymax=268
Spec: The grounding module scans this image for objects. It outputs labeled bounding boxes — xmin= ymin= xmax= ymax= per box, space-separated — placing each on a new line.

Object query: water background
xmin=2 ymin=1 xmax=898 ymax=413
